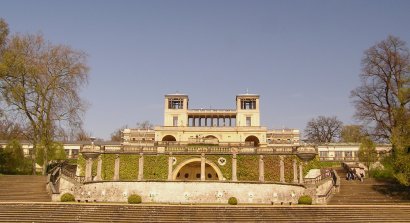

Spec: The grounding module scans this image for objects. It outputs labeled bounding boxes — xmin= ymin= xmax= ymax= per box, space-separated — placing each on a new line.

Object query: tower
xmin=236 ymin=94 xmax=260 ymax=127
xmin=163 ymin=93 xmax=189 ymax=127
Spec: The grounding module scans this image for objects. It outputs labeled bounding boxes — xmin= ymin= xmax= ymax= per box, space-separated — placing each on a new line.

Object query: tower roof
xmin=165 ymin=92 xmax=188 ymax=97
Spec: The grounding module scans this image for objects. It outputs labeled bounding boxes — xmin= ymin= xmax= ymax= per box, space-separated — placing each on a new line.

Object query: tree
xmin=0 ymin=139 xmax=30 ymax=174
xmin=391 ymin=107 xmax=410 ymax=186
xmin=351 ymin=35 xmax=410 ymax=141
xmin=358 ymin=137 xmax=378 ymax=170
xmin=0 ymin=31 xmax=89 ymax=175
xmin=0 ymin=18 xmax=8 ymax=52
xmin=0 ymin=118 xmax=26 ymax=140
xmin=74 ymin=128 xmax=91 ymax=141
xmin=340 ymin=125 xmax=366 ymax=143
xmin=304 ymin=116 xmax=343 ymax=143
xmin=110 ymin=127 xmax=124 ymax=142
xmin=136 ymin=121 xmax=154 ymax=130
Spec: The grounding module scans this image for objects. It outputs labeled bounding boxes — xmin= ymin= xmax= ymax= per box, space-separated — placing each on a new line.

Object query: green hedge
xmin=207 ymin=155 xmax=232 ymax=180
xmin=144 ymin=155 xmax=168 ymax=180
xmin=298 ymin=195 xmax=312 ymax=205
xmin=77 ymin=153 xmax=319 ymax=182
xmin=60 ymin=193 xmax=75 ymax=202
xmin=228 ymin=197 xmax=238 ymax=205
xmin=128 ymin=194 xmax=142 ymax=204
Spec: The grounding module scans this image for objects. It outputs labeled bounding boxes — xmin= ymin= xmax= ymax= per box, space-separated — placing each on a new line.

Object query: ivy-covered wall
xmin=77 ymin=153 xmax=320 ymax=182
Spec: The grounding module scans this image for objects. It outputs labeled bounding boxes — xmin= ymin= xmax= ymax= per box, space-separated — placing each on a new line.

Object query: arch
xmin=204 ymin=135 xmax=218 ymax=140
xmin=162 ymin=135 xmax=176 ymax=141
xmin=204 ymin=135 xmax=219 ymax=144
xmin=245 ymin=135 xmax=260 ymax=147
xmin=172 ymin=158 xmax=223 ymax=181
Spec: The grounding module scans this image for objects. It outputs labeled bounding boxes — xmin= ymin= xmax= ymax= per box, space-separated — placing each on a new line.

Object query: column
xmin=232 ymin=153 xmax=238 ymax=181
xmin=205 ymin=117 xmax=208 ymax=126
xmin=138 ymin=153 xmax=144 ymax=180
xmin=168 ymin=155 xmax=173 ymax=180
xmin=293 ymin=159 xmax=298 ymax=183
xmin=201 ymin=153 xmax=205 ymax=181
xmin=217 ymin=117 xmax=219 ymax=127
xmin=280 ymin=156 xmax=285 ymax=183
xmin=259 ymin=155 xmax=264 ymax=182
xmin=199 ymin=117 xmax=201 ymax=127
xmin=299 ymin=163 xmax=304 ymax=184
xmin=113 ymin=154 xmax=120 ymax=181
xmin=211 ymin=117 xmax=214 ymax=126
xmin=68 ymin=149 xmax=73 ymax=159
xmin=95 ymin=155 xmax=102 ymax=181
xmin=85 ymin=157 xmax=93 ymax=182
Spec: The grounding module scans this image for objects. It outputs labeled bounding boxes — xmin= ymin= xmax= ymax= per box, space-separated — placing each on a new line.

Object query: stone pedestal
xmin=293 ymin=159 xmax=298 ymax=183
xmin=201 ymin=153 xmax=205 ymax=181
xmin=279 ymin=156 xmax=285 ymax=183
xmin=113 ymin=154 xmax=120 ymax=181
xmin=259 ymin=155 xmax=264 ymax=182
xmin=168 ymin=155 xmax=173 ymax=181
xmin=232 ymin=153 xmax=238 ymax=182
xmin=138 ymin=153 xmax=144 ymax=181
xmin=85 ymin=157 xmax=93 ymax=182
xmin=299 ymin=163 xmax=304 ymax=184
xmin=95 ymin=156 xmax=102 ymax=181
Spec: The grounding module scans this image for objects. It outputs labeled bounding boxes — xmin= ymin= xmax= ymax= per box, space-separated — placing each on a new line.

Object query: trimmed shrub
xmin=228 ymin=197 xmax=238 ymax=205
xmin=298 ymin=195 xmax=312 ymax=205
xmin=128 ymin=194 xmax=142 ymax=204
xmin=60 ymin=193 xmax=75 ymax=202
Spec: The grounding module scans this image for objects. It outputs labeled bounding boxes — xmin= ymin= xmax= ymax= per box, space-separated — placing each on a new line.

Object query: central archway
xmin=245 ymin=135 xmax=260 ymax=147
xmin=172 ymin=158 xmax=223 ymax=181
xmin=162 ymin=135 xmax=176 ymax=141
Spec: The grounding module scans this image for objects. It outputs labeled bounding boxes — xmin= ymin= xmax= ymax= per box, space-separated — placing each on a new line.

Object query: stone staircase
xmin=0 ymin=203 xmax=409 ymax=222
xmin=329 ymin=168 xmax=410 ymax=204
xmin=0 ymin=175 xmax=51 ymax=202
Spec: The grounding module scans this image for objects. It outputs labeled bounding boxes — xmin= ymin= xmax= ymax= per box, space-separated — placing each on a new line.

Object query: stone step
xmin=0 ymin=175 xmax=51 ymax=202
xmin=0 ymin=203 xmax=409 ymax=222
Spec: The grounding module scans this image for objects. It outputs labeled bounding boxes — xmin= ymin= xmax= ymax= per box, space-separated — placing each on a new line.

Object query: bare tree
xmin=0 ymin=32 xmax=89 ymax=174
xmin=304 ymin=116 xmax=343 ymax=143
xmin=74 ymin=128 xmax=92 ymax=142
xmin=136 ymin=121 xmax=154 ymax=130
xmin=110 ymin=127 xmax=125 ymax=142
xmin=351 ymin=35 xmax=410 ymax=141
xmin=0 ymin=118 xmax=26 ymax=140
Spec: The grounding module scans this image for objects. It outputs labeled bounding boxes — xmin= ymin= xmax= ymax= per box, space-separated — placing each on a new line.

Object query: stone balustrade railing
xmin=81 ymin=145 xmax=309 ymax=155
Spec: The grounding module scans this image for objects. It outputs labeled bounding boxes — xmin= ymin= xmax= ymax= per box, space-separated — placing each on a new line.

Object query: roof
xmin=165 ymin=92 xmax=188 ymax=97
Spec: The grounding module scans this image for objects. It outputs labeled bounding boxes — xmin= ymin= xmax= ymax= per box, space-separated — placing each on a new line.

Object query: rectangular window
xmin=168 ymin=98 xmax=184 ymax=109
xmin=246 ymin=117 xmax=251 ymax=126
xmin=335 ymin=151 xmax=343 ymax=158
xmin=173 ymin=116 xmax=178 ymax=126
xmin=241 ymin=99 xmax=256 ymax=110
xmin=320 ymin=151 xmax=329 ymax=157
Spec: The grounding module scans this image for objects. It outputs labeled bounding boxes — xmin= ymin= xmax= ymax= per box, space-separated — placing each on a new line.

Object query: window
xmin=335 ymin=151 xmax=343 ymax=158
xmin=168 ymin=98 xmax=184 ymax=109
xmin=246 ymin=117 xmax=251 ymax=126
xmin=320 ymin=151 xmax=329 ymax=157
xmin=240 ymin=99 xmax=256 ymax=110
xmin=173 ymin=116 xmax=178 ymax=126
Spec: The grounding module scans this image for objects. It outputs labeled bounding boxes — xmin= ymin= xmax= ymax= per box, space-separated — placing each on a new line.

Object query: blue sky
xmin=1 ymin=0 xmax=410 ymax=139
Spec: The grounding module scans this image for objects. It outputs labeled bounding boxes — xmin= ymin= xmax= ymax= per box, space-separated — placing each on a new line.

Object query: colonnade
xmin=84 ymin=154 xmax=304 ymax=184
xmin=188 ymin=116 xmax=236 ymax=127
